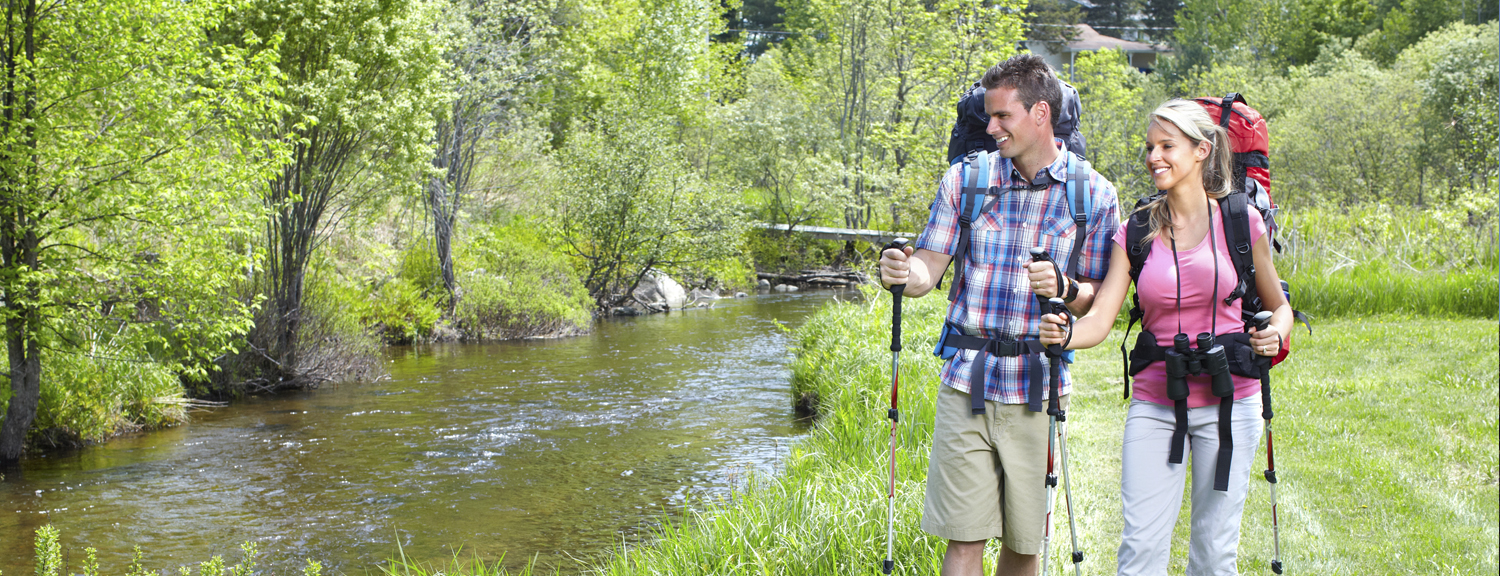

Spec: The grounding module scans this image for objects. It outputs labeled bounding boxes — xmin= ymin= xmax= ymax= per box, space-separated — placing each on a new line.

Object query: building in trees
xmin=1027 ymin=24 xmax=1170 ymax=79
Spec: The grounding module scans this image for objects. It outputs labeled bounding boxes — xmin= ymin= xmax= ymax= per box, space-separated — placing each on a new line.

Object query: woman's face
xmin=1145 ymin=119 xmax=1210 ymax=192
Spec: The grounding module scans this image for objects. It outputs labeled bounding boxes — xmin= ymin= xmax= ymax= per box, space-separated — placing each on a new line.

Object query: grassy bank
xmin=593 ymin=286 xmax=1496 ymax=574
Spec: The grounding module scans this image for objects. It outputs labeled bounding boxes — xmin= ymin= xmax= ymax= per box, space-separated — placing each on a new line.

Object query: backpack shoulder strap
xmin=947 ymin=150 xmax=991 ymax=302
xmin=1219 ymin=191 xmax=1261 ymax=322
xmin=1119 ymin=196 xmax=1157 ymax=399
xmin=1064 ymin=153 xmax=1092 ymax=280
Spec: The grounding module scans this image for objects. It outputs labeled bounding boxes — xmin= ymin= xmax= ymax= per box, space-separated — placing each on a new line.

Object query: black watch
xmin=1062 ymin=277 xmax=1079 ymax=303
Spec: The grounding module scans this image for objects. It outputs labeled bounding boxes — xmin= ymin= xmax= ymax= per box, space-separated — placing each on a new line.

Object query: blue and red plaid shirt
xmin=916 ymin=141 xmax=1120 ymax=404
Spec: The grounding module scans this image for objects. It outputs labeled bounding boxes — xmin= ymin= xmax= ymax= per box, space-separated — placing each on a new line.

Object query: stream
xmin=0 ymin=289 xmax=858 ymax=574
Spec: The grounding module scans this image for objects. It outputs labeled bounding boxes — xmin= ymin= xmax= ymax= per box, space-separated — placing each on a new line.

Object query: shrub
xmin=452 ymin=218 xmax=592 ymax=339
xmin=361 ymin=277 xmax=444 ymax=345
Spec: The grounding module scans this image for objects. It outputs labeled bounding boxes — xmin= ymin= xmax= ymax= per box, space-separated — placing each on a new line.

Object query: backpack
xmin=946 ymin=78 xmax=1087 ymax=165
xmin=1120 ymin=93 xmax=1309 ymax=390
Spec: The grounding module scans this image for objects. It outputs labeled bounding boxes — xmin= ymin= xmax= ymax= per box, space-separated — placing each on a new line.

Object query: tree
xmin=723 ymin=54 xmax=843 ymax=232
xmin=1142 ymin=0 xmax=1181 ymax=42
xmin=220 ymin=0 xmax=448 ymax=390
xmin=1072 ymin=49 xmax=1150 ymax=200
xmin=555 ymin=121 xmax=747 ymax=310
xmin=1085 ymin=0 xmax=1143 ymax=33
xmin=1395 ymin=20 xmax=1499 ymax=200
xmin=427 ymin=0 xmax=556 ymax=311
xmin=776 ymin=0 xmax=1023 ymax=234
xmin=1027 ymin=0 xmax=1084 ymax=52
xmin=0 ymin=0 xmax=283 ymax=461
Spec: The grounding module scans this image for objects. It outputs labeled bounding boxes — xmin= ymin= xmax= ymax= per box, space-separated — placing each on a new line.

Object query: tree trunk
xmin=0 ymin=0 xmax=40 ymax=464
xmin=0 ymin=312 xmax=40 ymax=463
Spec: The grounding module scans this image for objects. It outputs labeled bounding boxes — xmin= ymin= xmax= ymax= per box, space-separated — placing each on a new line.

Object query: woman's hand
xmin=1038 ymin=312 xmax=1070 ymax=346
xmin=1250 ymin=324 xmax=1282 ymax=357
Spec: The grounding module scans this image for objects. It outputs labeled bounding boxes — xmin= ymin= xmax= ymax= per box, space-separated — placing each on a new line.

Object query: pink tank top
xmin=1114 ymin=205 xmax=1267 ymax=408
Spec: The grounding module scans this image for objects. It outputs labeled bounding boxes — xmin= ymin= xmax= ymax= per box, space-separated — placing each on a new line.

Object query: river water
xmin=0 ymin=290 xmax=857 ymax=574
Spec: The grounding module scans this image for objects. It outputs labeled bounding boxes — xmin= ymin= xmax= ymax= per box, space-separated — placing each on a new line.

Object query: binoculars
xmin=1163 ymin=332 xmax=1235 ymax=400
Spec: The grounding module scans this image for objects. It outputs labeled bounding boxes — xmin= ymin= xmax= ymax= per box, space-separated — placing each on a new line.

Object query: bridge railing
xmin=753 ymin=222 xmax=917 ymax=246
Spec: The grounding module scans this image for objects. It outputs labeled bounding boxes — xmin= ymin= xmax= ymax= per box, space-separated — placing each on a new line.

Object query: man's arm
xmin=879 ymin=246 xmax=952 ymax=298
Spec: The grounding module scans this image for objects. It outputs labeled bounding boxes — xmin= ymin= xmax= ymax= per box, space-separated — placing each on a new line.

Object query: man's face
xmin=984 ymin=86 xmax=1046 ymax=159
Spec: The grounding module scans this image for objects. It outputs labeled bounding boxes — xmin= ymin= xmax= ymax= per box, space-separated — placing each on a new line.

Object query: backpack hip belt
xmin=940 ymin=327 xmax=1054 ymax=415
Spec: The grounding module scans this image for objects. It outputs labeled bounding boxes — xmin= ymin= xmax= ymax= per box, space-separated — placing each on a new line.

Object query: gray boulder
xmin=632 ymin=269 xmax=687 ymax=311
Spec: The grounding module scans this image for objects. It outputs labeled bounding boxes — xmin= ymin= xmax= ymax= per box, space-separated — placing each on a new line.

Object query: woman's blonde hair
xmin=1138 ymin=99 xmax=1235 ymax=246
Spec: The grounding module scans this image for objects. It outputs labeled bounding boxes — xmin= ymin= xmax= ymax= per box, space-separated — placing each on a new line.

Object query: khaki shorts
xmin=920 ymin=385 xmax=1068 ymax=554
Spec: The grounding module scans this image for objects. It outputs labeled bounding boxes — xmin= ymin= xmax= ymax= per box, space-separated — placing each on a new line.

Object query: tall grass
xmin=1275 ymin=199 xmax=1498 ymax=318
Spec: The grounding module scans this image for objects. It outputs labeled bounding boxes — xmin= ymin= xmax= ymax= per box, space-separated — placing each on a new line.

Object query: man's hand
xmin=880 ymin=244 xmax=916 ymax=289
xmin=1026 ymin=260 xmax=1067 ymax=299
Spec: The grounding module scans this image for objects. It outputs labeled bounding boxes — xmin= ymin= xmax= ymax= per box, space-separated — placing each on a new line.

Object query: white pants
xmin=1117 ymin=397 xmax=1264 ymax=576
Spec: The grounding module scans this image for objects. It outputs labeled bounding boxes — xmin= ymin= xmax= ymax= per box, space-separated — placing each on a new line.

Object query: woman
xmin=1038 ymin=99 xmax=1293 ymax=575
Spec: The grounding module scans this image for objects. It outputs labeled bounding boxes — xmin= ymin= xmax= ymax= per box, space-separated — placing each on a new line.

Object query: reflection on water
xmin=0 ymin=290 xmax=858 ymax=574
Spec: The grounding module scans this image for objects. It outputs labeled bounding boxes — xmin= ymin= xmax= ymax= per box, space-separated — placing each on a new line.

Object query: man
xmin=879 ymin=54 xmax=1120 ymax=576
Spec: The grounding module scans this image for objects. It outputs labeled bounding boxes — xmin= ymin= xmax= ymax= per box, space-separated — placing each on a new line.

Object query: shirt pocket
xmin=1037 ymin=215 xmax=1078 ymax=267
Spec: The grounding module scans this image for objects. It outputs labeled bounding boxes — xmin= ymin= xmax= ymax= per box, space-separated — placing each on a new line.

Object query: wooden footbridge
xmin=754 ymin=222 xmax=917 ymax=246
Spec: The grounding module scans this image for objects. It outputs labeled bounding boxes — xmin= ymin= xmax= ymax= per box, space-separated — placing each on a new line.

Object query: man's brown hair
xmin=980 ymin=54 xmax=1062 ymax=129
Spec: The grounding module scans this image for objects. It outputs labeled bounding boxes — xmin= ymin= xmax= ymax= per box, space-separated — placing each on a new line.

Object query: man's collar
xmin=1006 ymin=138 xmax=1069 ymax=189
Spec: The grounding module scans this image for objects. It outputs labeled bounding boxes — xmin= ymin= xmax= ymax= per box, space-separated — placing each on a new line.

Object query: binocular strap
xmin=1168 ymin=400 xmax=1189 ymax=464
xmin=1213 ymin=396 xmax=1235 ymax=491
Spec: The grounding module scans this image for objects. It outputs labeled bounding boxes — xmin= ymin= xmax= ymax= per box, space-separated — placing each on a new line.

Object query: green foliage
xmin=399 ymin=241 xmax=445 ymax=295
xmin=453 ymin=218 xmax=593 ymax=338
xmin=552 ymin=120 xmax=748 ymax=309
xmin=1356 ymin=0 xmax=1497 ymax=65
xmin=26 ymin=351 xmax=186 ymax=447
xmin=1268 ymin=22 xmax=1496 ymax=208
xmin=380 ymin=542 xmax=549 ymax=576
xmin=744 ymin=230 xmax=845 ymax=275
xmin=0 ymin=0 xmax=282 ymax=457
xmin=1277 ymin=197 xmax=1499 ymax=318
xmin=1396 ymin=20 xmax=1500 ymax=194
xmin=1072 ymin=49 xmax=1151 ymax=199
xmin=28 ymin=531 xmax=269 ymax=576
xmin=774 ymin=0 xmax=1025 ymax=232
xmin=34 ymin=526 xmax=60 ymax=576
xmin=365 ymin=278 xmax=445 ymax=345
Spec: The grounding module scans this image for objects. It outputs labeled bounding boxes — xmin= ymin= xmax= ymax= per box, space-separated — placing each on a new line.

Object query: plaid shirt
xmin=916 ymin=142 xmax=1120 ymax=404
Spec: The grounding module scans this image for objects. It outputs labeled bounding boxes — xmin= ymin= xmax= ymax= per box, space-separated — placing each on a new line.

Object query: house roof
xmin=1066 ymin=24 xmax=1162 ymax=53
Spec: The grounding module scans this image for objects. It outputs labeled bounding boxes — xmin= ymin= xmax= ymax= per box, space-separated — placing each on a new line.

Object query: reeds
xmin=1275 ymin=202 xmax=1498 ymax=318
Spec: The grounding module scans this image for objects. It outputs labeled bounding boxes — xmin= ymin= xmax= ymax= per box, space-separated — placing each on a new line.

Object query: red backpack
xmin=1194 ymin=94 xmax=1279 ymax=252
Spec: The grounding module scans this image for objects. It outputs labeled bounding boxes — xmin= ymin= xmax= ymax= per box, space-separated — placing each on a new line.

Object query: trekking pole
xmin=1252 ymin=310 xmax=1283 ymax=575
xmin=1049 ymin=295 xmax=1084 ymax=576
xmin=882 ymin=238 xmax=909 ymax=576
xmin=1029 ymin=249 xmax=1083 ymax=576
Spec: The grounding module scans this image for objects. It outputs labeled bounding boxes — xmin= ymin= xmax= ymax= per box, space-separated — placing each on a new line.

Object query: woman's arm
xmin=1039 ymin=243 xmax=1133 ymax=350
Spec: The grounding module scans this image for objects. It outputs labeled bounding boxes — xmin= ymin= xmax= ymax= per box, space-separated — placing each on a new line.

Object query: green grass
xmin=593 ymin=286 xmax=1497 ymax=575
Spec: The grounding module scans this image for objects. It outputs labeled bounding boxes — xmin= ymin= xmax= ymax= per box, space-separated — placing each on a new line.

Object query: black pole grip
xmin=1252 ymin=311 xmax=1274 ymax=420
xmin=884 ymin=238 xmax=909 ymax=352
xmin=1029 ymin=247 xmax=1053 ymax=307
xmin=1046 ymin=297 xmax=1070 ymax=356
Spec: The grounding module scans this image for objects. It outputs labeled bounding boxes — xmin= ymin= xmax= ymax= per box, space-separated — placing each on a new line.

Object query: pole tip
xmin=882 ymin=559 xmax=894 ymax=574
